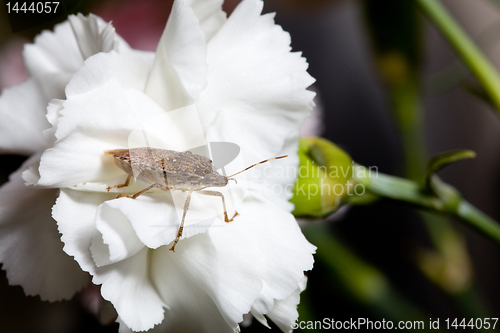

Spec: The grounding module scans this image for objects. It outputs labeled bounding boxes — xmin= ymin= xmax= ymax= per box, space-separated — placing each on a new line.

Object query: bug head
xmin=202 ymin=172 xmax=228 ymax=187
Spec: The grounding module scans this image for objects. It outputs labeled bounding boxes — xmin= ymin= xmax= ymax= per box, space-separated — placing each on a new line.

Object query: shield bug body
xmin=105 ymin=147 xmax=286 ymax=251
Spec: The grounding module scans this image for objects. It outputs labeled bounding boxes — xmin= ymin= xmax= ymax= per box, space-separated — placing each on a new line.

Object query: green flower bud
xmin=290 ymin=137 xmax=353 ymax=217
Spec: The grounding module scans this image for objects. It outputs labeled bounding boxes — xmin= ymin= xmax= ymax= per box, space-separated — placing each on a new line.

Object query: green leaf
xmin=424 ymin=150 xmax=476 ymax=193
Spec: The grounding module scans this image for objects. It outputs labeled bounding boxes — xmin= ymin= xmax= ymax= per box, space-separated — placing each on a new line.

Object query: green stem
xmin=392 ymin=81 xmax=426 ymax=180
xmin=458 ymin=200 xmax=500 ymax=243
xmin=416 ymin=0 xmax=500 ymax=114
xmin=353 ymin=169 xmax=500 ymax=245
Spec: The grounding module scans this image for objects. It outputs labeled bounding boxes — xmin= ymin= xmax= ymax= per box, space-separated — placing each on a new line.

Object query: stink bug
xmin=105 ymin=147 xmax=287 ymax=251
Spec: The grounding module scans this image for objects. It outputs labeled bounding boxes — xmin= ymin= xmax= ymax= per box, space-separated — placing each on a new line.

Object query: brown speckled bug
xmin=105 ymin=147 xmax=286 ymax=252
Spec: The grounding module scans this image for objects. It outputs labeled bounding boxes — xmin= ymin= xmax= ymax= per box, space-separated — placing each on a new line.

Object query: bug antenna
xmin=227 ymin=155 xmax=288 ymax=178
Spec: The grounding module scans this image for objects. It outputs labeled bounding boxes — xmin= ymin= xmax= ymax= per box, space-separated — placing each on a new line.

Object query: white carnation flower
xmin=0 ymin=0 xmax=316 ymax=332
xmin=0 ymin=12 xmax=130 ymax=301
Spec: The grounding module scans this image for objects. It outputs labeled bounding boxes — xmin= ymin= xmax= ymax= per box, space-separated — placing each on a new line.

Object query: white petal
xmin=23 ymin=14 xmax=130 ymax=100
xmin=238 ymin=193 xmax=315 ymax=303
xmin=266 ymin=278 xmax=306 ymax=333
xmin=200 ymin=0 xmax=315 ymax=161
xmin=0 ymin=158 xmax=89 ymax=301
xmin=186 ymin=0 xmax=227 ymax=41
xmin=117 ymin=317 xmax=169 ymax=333
xmin=68 ymin=13 xmax=131 ymax=60
xmin=127 ymin=104 xmax=207 ymax=153
xmin=151 ymin=252 xmax=234 ymax=333
xmin=117 ymin=318 xmax=134 ymax=333
xmin=37 ymin=55 xmax=161 ymax=188
xmin=0 ymin=14 xmax=131 ymax=156
xmin=19 ymin=99 xmax=65 ymax=186
xmin=0 ymin=78 xmax=50 ymax=154
xmin=249 ymin=308 xmax=270 ymax=329
xmin=23 ymin=20 xmax=81 ymax=100
xmin=250 ymin=256 xmax=309 ymax=333
xmin=94 ymin=248 xmax=167 ymax=332
xmin=144 ymin=0 xmax=208 ymax=111
xmin=21 ymin=155 xmax=41 ymax=185
xmin=151 ymin=224 xmax=263 ymax=332
xmin=273 ymin=133 xmax=301 ymax=203
xmin=42 ymin=98 xmax=65 ymax=147
xmin=91 ymin=202 xmax=145 ymax=266
xmin=248 ymin=132 xmax=301 ymax=206
xmin=65 ymin=51 xmax=153 ymax=98
xmin=38 ymin=129 xmax=128 ymax=188
xmin=101 ymin=193 xmax=180 ymax=250
xmin=53 ymin=189 xmax=167 ymax=330
xmin=250 ymin=284 xmax=277 ymax=322
xmin=52 ymin=189 xmax=115 ymax=274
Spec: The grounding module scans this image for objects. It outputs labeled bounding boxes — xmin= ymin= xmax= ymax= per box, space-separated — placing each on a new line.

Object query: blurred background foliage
xmin=1 ymin=0 xmax=500 ymax=332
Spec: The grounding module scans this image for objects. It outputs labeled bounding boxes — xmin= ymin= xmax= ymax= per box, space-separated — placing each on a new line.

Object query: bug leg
xmin=107 ymin=170 xmax=133 ymax=191
xmin=196 ymin=190 xmax=239 ymax=223
xmin=116 ymin=184 xmax=156 ymax=199
xmin=170 ymin=191 xmax=193 ymax=252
